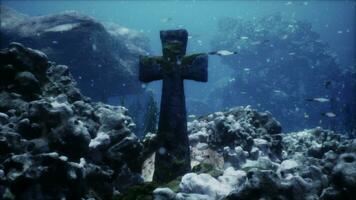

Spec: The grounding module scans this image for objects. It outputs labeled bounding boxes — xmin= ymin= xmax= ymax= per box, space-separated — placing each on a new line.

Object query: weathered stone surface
xmin=0 ymin=43 xmax=144 ymax=199
xmin=179 ymin=173 xmax=229 ymax=199
xmin=139 ymin=29 xmax=208 ymax=182
xmin=331 ymin=153 xmax=356 ymax=197
xmin=188 ymin=106 xmax=282 ymax=165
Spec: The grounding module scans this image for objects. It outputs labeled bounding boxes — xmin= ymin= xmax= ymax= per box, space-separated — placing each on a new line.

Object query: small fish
xmin=197 ymin=40 xmax=203 ymax=46
xmin=188 ymin=34 xmax=200 ymax=40
xmin=92 ymin=44 xmax=97 ymax=51
xmin=251 ymin=39 xmax=269 ymax=45
xmin=209 ymin=50 xmax=237 ymax=56
xmin=285 ymin=1 xmax=293 ymax=6
xmin=337 ymin=30 xmax=343 ymax=34
xmin=305 ymin=98 xmax=330 ymax=103
xmin=52 ymin=40 xmax=58 ymax=44
xmin=251 ymin=41 xmax=262 ymax=45
xmin=160 ymin=17 xmax=172 ymax=23
xmin=188 ymin=114 xmax=196 ymax=118
xmin=321 ymin=112 xmax=336 ymax=118
xmin=273 ymin=90 xmax=288 ymax=97
xmin=288 ymin=52 xmax=296 ymax=56
xmin=240 ymin=36 xmax=249 ymax=40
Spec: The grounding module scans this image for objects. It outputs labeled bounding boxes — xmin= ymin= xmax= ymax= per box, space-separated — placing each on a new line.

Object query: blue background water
xmin=2 ymin=0 xmax=355 ymax=132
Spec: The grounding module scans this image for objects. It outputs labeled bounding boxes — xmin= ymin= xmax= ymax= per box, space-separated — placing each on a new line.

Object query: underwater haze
xmin=2 ymin=0 xmax=355 ymax=133
xmin=1 ymin=1 xmax=356 ymax=200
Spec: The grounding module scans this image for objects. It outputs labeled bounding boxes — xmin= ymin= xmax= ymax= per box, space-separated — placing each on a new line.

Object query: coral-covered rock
xmin=188 ymin=106 xmax=282 ymax=167
xmin=0 ymin=43 xmax=144 ymax=199
xmin=331 ymin=153 xmax=356 ymax=198
xmin=157 ymin=108 xmax=356 ymax=200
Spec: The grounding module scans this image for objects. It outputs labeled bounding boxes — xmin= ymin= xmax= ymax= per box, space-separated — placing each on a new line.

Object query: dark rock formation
xmin=0 ymin=6 xmax=150 ymax=101
xmin=0 ymin=43 xmax=144 ymax=199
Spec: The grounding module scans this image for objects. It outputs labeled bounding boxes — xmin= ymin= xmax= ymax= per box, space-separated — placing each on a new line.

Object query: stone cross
xmin=139 ymin=29 xmax=208 ymax=182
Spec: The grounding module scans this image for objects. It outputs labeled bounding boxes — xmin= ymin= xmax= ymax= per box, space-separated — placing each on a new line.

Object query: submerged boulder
xmin=0 ymin=6 xmax=150 ymax=101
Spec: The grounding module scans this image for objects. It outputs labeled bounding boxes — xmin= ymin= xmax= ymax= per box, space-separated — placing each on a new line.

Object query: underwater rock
xmin=152 ymin=108 xmax=356 ymax=200
xmin=179 ymin=173 xmax=230 ymax=199
xmin=153 ymin=187 xmax=177 ymax=200
xmin=153 ymin=187 xmax=213 ymax=200
xmin=188 ymin=106 xmax=282 ymax=164
xmin=1 ymin=42 xmax=354 ymax=199
xmin=277 ymin=159 xmax=299 ymax=178
xmin=49 ymin=117 xmax=91 ymax=159
xmin=330 ymin=153 xmax=356 ymax=198
xmin=0 ymin=6 xmax=150 ymax=101
xmin=3 ymin=152 xmax=86 ymax=200
xmin=0 ymin=43 xmax=144 ymax=199
xmin=282 ymin=127 xmax=349 ymax=160
xmin=14 ymin=71 xmax=41 ymax=96
xmin=222 ymin=146 xmax=247 ymax=169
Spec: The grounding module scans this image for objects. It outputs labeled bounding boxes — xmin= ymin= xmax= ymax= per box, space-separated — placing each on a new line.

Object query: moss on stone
xmin=181 ymin=53 xmax=204 ymax=66
xmin=140 ymin=55 xmax=174 ymax=73
xmin=141 ymin=56 xmax=165 ymax=67
xmin=241 ymin=166 xmax=268 ymax=172
xmin=112 ymin=176 xmax=183 ymax=200
xmin=141 ymin=45 xmax=204 ymax=74
xmin=161 ymin=176 xmax=182 ymax=193
xmin=112 ymin=182 xmax=158 ymax=200
xmin=192 ymin=163 xmax=223 ymax=178
xmin=163 ymin=41 xmax=183 ymax=58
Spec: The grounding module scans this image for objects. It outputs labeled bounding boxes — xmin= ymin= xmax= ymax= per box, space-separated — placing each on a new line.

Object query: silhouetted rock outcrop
xmin=0 ymin=6 xmax=150 ymax=101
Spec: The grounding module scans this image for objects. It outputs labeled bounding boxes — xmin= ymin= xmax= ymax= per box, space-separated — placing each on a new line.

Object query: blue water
xmin=2 ymin=0 xmax=355 ymax=133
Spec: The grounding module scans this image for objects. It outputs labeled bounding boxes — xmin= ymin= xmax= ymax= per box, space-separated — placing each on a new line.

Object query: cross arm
xmin=139 ymin=56 xmax=165 ymax=83
xmin=181 ymin=53 xmax=208 ymax=82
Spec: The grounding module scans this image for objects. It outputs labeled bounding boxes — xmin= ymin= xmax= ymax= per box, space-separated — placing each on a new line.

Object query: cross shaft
xmin=139 ymin=29 xmax=208 ymax=182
